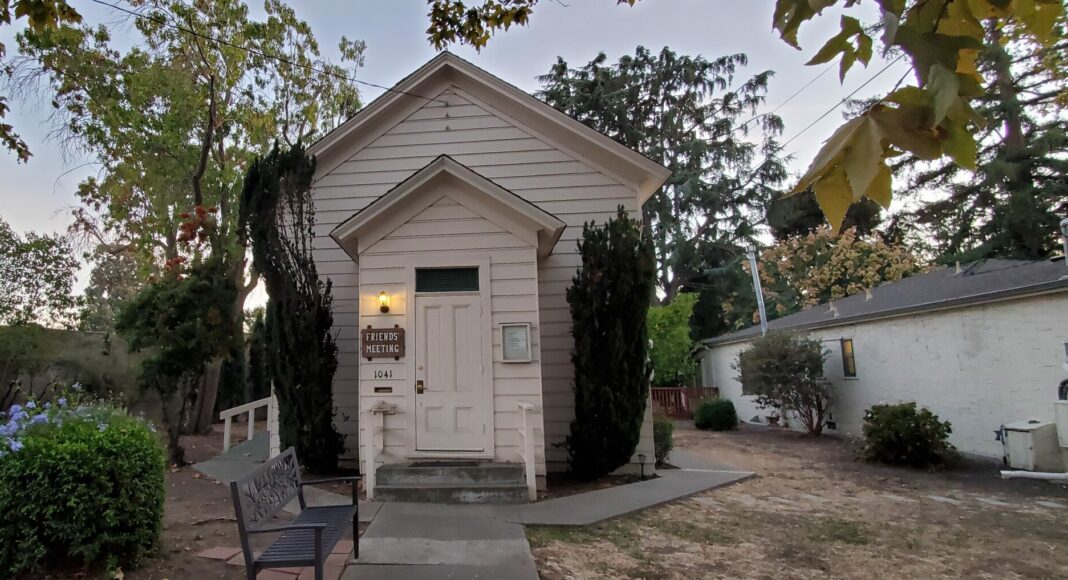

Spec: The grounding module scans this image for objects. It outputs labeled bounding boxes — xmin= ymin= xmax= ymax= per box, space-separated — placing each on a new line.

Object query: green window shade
xmin=416 ymin=267 xmax=479 ymax=292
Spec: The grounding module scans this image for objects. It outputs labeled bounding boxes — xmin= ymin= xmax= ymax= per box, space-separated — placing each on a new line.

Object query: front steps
xmin=374 ymin=461 xmax=528 ymax=504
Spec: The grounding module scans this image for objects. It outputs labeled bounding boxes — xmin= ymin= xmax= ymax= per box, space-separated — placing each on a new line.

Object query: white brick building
xmin=697 ymin=259 xmax=1068 ymax=459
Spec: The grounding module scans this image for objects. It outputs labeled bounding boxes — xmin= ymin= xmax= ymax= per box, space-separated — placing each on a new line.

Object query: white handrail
xmin=220 ymin=395 xmax=273 ymax=453
xmin=364 ymin=402 xmax=396 ymax=501
xmin=517 ymin=402 xmax=537 ymax=501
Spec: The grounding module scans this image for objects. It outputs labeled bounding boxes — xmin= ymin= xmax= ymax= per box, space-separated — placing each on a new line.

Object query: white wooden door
xmin=415 ymin=294 xmax=486 ymax=452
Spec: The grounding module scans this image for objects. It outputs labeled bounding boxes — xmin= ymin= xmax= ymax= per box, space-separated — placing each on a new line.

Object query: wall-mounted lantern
xmin=378 ymin=291 xmax=391 ymax=313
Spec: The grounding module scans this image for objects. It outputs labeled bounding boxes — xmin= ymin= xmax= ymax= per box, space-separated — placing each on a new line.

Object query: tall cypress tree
xmin=240 ymin=143 xmax=343 ymax=472
xmin=566 ymin=207 xmax=656 ymax=481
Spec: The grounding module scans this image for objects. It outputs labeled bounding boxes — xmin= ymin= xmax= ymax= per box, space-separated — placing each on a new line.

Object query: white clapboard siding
xmin=313 ymin=88 xmax=654 ymax=473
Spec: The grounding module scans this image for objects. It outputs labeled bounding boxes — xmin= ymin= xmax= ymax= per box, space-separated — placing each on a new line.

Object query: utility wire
xmin=87 ymin=0 xmax=445 ymax=104
xmin=780 ymin=54 xmax=906 ymax=149
xmin=738 ymin=61 xmax=836 ymax=130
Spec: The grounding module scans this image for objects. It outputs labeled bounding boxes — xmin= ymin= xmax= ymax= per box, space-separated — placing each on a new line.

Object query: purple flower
xmin=97 ymin=422 xmax=106 ymax=432
xmin=71 ymin=383 xmax=83 ymax=392
xmin=8 ymin=439 xmax=23 ymax=452
xmin=8 ymin=404 xmax=21 ymax=416
xmin=25 ymin=401 xmax=36 ymax=410
xmin=43 ymin=402 xmax=51 ymax=410
xmin=57 ymin=397 xmax=68 ymax=407
xmin=30 ymin=414 xmax=48 ymax=425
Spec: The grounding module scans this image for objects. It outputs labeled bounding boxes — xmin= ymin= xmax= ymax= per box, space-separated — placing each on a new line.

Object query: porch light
xmin=378 ymin=291 xmax=391 ymax=313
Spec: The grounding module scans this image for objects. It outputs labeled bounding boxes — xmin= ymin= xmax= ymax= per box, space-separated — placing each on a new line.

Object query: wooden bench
xmin=229 ymin=448 xmax=360 ymax=580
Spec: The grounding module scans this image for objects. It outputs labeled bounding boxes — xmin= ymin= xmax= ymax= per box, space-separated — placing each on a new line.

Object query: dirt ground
xmin=528 ymin=423 xmax=1068 ymax=580
xmin=123 ymin=425 xmax=361 ymax=580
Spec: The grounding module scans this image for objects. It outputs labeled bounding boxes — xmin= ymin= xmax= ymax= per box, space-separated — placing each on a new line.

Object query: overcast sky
xmin=0 ymin=0 xmax=907 ymax=290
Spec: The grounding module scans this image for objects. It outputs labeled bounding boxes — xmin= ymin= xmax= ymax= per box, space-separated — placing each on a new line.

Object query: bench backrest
xmin=230 ymin=447 xmax=302 ymax=531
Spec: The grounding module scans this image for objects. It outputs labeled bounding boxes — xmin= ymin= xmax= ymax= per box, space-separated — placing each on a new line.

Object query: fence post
xmin=268 ymin=384 xmax=281 ymax=458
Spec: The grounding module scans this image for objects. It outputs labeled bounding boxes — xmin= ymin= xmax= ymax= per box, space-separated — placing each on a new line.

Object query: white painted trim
xmin=330 ymin=156 xmax=565 ymax=259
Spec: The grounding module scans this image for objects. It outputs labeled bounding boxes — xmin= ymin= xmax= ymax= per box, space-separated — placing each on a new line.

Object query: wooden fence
xmin=651 ymin=386 xmax=719 ymax=418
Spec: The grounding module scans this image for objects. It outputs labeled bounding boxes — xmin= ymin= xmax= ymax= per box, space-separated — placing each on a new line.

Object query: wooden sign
xmin=361 ymin=326 xmax=405 ymax=360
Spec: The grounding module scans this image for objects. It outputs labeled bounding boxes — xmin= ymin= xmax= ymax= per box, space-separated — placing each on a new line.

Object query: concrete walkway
xmin=193 ymin=432 xmax=269 ymax=483
xmin=344 ymin=502 xmax=539 ymax=580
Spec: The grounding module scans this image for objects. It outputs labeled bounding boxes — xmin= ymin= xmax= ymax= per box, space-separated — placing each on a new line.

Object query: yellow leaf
xmin=956 ymin=49 xmax=981 ymax=82
xmin=842 ymin=117 xmax=884 ymax=201
xmin=813 ymin=166 xmax=852 ymax=232
xmin=943 ymin=117 xmax=978 ymax=169
xmin=865 ymin=163 xmax=893 ymax=209
xmin=792 ymin=117 xmax=866 ymax=194
xmin=1012 ymin=0 xmax=1063 ymax=45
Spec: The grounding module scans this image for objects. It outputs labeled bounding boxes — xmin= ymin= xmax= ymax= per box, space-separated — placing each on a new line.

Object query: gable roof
xmin=330 ymin=155 xmax=566 ymax=259
xmin=309 ymin=52 xmax=671 ymax=203
xmin=702 ymin=258 xmax=1068 ymax=347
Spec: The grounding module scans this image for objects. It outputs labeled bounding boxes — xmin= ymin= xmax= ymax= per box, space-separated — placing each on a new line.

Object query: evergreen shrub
xmin=653 ymin=415 xmax=674 ymax=465
xmin=694 ymin=398 xmax=737 ymax=431
xmin=862 ymin=402 xmax=959 ymax=469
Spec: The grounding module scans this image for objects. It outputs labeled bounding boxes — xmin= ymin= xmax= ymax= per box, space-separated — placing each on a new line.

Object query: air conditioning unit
xmin=1002 ymin=420 xmax=1064 ymax=472
xmin=1055 ymin=401 xmax=1068 ymax=448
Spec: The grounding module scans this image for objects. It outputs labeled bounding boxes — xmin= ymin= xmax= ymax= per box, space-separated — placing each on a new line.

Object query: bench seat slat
xmin=258 ymin=505 xmax=357 ymax=564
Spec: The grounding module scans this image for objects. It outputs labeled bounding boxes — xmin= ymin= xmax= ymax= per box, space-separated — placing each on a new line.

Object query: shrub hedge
xmin=0 ymin=392 xmax=166 ymax=576
xmin=861 ymin=402 xmax=959 ymax=469
xmin=653 ymin=415 xmax=674 ymax=465
xmin=694 ymin=398 xmax=737 ymax=431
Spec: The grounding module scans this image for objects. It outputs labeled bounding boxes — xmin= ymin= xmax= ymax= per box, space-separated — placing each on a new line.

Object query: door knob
xmin=416 ymin=380 xmax=425 ymax=394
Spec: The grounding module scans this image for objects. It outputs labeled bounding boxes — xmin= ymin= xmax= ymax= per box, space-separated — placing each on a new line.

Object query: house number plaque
xmin=361 ymin=325 xmax=405 ymax=360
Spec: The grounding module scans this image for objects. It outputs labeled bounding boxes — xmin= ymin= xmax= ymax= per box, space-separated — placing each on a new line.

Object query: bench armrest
xmin=246 ymin=522 xmax=327 ymax=535
xmin=301 ymin=476 xmax=361 ymax=504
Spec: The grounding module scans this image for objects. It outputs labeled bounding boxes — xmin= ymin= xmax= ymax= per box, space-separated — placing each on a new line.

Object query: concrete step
xmin=377 ymin=462 xmax=525 ymax=486
xmin=374 ymin=481 xmax=529 ymax=504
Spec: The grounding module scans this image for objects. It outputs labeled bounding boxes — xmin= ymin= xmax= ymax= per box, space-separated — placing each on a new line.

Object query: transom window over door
xmin=416 ymin=267 xmax=479 ymax=292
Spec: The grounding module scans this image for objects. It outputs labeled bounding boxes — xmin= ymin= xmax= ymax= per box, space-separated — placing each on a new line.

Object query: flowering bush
xmin=0 ymin=387 xmax=166 ymax=576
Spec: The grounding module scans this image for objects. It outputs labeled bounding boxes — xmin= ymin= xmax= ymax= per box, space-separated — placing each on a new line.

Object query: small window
xmin=415 ymin=267 xmax=479 ymax=292
xmin=840 ymin=338 xmax=857 ymax=378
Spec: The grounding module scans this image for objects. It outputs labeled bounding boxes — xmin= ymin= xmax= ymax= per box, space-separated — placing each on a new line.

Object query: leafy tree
xmin=724 ymin=227 xmax=924 ymax=329
xmin=116 ymin=253 xmax=241 ymax=464
xmin=895 ymin=20 xmax=1068 ymax=261
xmin=767 ymin=191 xmax=884 ymax=241
xmin=0 ymin=217 xmax=79 ymax=328
xmin=77 ymin=249 xmax=142 ymax=332
xmin=241 ymin=142 xmax=342 ymax=473
xmin=0 ymin=0 xmax=81 ymax=162
xmin=566 ymin=207 xmax=655 ymax=481
xmin=426 ymin=0 xmax=1066 ymax=226
xmin=10 ymin=0 xmax=363 ymax=290
xmin=245 ymin=308 xmax=269 ymax=402
xmin=737 ymin=333 xmax=831 ymax=435
xmin=9 ymin=0 xmax=364 ymax=423
xmin=538 ymin=47 xmax=787 ymax=303
xmin=647 ymin=293 xmax=698 ymax=387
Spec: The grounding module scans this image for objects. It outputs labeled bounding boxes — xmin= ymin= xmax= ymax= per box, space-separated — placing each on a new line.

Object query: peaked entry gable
xmin=309 ymin=52 xmax=671 ymax=203
xmin=330 ymin=155 xmax=566 ymax=259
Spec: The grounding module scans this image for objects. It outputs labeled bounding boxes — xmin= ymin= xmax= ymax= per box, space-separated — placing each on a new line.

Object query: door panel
xmin=415 ymin=294 xmax=486 ymax=451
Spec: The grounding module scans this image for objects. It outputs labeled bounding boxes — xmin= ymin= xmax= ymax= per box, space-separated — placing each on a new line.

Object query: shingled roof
xmin=702 ymin=258 xmax=1068 ymax=347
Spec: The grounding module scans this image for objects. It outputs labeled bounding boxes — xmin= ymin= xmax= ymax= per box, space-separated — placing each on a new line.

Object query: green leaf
xmin=812 ymin=165 xmax=853 ymax=232
xmin=942 ymin=118 xmax=977 ymax=170
xmin=842 ymin=117 xmax=884 ymax=201
xmin=792 ymin=116 xmax=866 ymax=194
xmin=927 ymin=64 xmax=960 ymax=125
xmin=865 ymin=163 xmax=893 ymax=209
xmin=871 ymin=105 xmax=942 ymax=160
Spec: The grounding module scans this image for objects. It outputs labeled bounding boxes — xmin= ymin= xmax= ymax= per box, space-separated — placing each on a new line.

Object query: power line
xmin=780 ymin=54 xmax=906 ymax=150
xmin=739 ymin=61 xmax=835 ymax=130
xmin=87 ymin=0 xmax=445 ymax=104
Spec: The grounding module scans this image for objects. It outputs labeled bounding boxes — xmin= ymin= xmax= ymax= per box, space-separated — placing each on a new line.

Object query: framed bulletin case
xmin=501 ymin=323 xmax=532 ymax=363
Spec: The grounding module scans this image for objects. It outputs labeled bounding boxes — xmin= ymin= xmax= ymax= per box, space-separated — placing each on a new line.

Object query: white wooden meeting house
xmin=309 ymin=52 xmax=671 ymax=501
